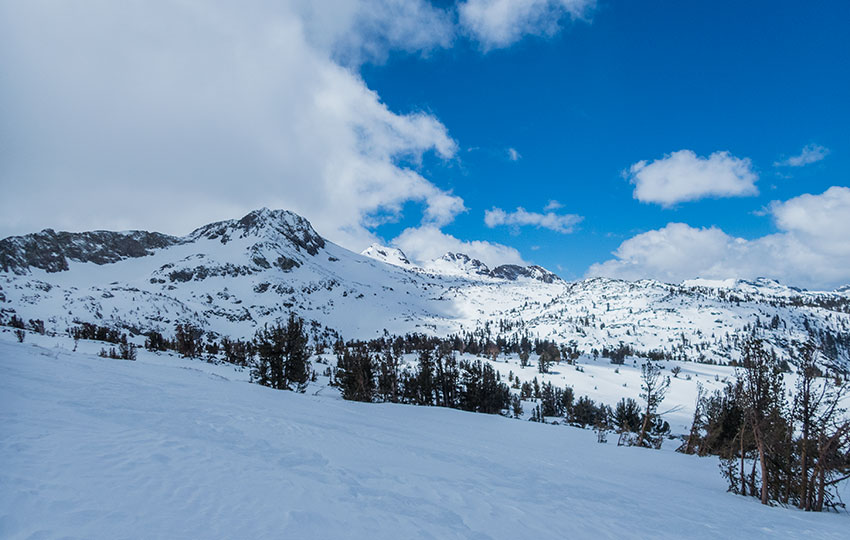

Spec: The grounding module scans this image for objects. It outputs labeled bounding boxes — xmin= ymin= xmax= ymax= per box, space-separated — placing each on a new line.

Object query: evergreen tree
xmin=175 ymin=323 xmax=203 ymax=358
xmin=637 ymin=361 xmax=670 ymax=448
xmin=416 ymin=348 xmax=436 ymax=406
xmin=570 ymin=396 xmax=600 ymax=428
xmin=613 ymin=397 xmax=642 ymax=433
xmin=283 ymin=313 xmax=310 ymax=391
xmin=738 ymin=336 xmax=786 ymax=505
xmin=336 ymin=346 xmax=376 ymax=402
xmin=376 ymin=347 xmax=400 ymax=402
xmin=251 ymin=314 xmax=311 ymax=391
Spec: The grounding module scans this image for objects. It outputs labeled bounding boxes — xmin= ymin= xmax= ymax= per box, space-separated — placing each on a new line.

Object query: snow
xmin=2 ymin=334 xmax=848 ymax=539
xmin=2 ymin=208 xmax=849 ymax=368
xmin=422 ymin=252 xmax=492 ymax=277
xmin=360 ymin=244 xmax=414 ymax=268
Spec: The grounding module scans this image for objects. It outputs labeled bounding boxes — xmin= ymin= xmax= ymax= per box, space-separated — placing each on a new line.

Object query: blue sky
xmin=363 ymin=0 xmax=850 ymax=280
xmin=1 ymin=1 xmax=848 ymax=288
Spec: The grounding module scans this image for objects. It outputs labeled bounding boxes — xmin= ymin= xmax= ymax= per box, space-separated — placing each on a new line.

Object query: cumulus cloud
xmin=393 ymin=226 xmax=527 ymax=268
xmin=769 ymin=186 xmax=850 ymax=256
xmin=626 ymin=150 xmax=758 ymax=207
xmin=0 ymin=1 xmax=469 ymax=250
xmin=0 ymin=0 xmax=601 ymax=264
xmin=544 ymin=200 xmax=563 ymax=211
xmin=507 ymin=147 xmax=521 ymax=161
xmin=774 ymin=144 xmax=829 ymax=167
xmin=587 ymin=186 xmax=850 ymax=290
xmin=458 ymin=0 xmax=594 ymax=50
xmin=485 ymin=206 xmax=582 ymax=233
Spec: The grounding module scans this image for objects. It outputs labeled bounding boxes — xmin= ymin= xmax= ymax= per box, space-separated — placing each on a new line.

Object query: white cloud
xmin=774 ymin=144 xmax=829 ymax=167
xmin=0 ymin=0 xmax=604 ymax=266
xmin=587 ymin=186 xmax=850 ymax=290
xmin=769 ymin=186 xmax=850 ymax=256
xmin=626 ymin=150 xmax=758 ymax=207
xmin=485 ymin=207 xmax=582 ymax=233
xmin=301 ymin=0 xmax=456 ymax=65
xmin=507 ymin=147 xmax=521 ymax=161
xmin=544 ymin=200 xmax=563 ymax=211
xmin=458 ymin=0 xmax=594 ymax=50
xmin=0 ymin=1 xmax=466 ymax=251
xmin=393 ymin=226 xmax=527 ymax=268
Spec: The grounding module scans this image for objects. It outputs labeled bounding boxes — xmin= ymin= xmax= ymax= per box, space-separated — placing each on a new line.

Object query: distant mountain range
xmin=2 ymin=208 xmax=849 ymax=366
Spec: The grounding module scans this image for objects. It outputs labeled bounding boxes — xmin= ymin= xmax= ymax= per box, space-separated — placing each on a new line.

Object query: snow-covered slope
xmin=2 ymin=337 xmax=848 ymax=539
xmin=2 ymin=208 xmax=849 ymax=366
xmin=360 ymin=244 xmax=415 ymax=268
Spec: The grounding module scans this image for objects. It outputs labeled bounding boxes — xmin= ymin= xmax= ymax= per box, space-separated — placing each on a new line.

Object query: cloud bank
xmin=0 ymin=1 xmax=467 ymax=250
xmin=588 ymin=186 xmax=850 ymax=290
xmin=626 ymin=150 xmax=758 ymax=207
xmin=0 ymin=0 xmax=597 ymax=268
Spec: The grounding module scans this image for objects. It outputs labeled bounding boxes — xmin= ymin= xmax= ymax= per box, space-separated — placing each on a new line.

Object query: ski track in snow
xmin=1 ymin=335 xmax=848 ymax=540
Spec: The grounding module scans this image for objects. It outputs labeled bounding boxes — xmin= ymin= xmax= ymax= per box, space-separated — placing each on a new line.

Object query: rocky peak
xmin=189 ymin=208 xmax=325 ymax=256
xmin=0 ymin=229 xmax=178 ymax=275
xmin=490 ymin=264 xmax=562 ymax=283
xmin=428 ymin=252 xmax=491 ymax=276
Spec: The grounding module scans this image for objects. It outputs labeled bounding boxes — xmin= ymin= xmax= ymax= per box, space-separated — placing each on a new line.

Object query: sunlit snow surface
xmin=3 ymin=211 xmax=849 ymax=368
xmin=1 ymin=333 xmax=848 ymax=539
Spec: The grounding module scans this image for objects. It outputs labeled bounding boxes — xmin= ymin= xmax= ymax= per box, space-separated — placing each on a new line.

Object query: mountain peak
xmin=361 ymin=244 xmax=413 ymax=267
xmin=425 ymin=252 xmax=491 ymax=277
xmin=189 ymin=208 xmax=325 ymax=255
xmin=491 ymin=264 xmax=562 ymax=284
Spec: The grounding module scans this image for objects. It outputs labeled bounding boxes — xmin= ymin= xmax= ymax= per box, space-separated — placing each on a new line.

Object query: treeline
xmin=18 ymin=315 xmax=674 ymax=445
xmin=331 ymin=336 xmax=674 ymax=450
xmin=5 ymin=314 xmax=44 ymax=342
xmin=526 ymin=384 xmax=671 ymax=447
xmin=141 ymin=316 xmax=314 ymax=392
xmin=679 ymin=337 xmax=850 ymax=511
xmin=68 ymin=322 xmax=137 ymax=360
xmin=338 ymin=329 xmax=580 ymax=368
xmin=334 ymin=343 xmax=513 ymax=415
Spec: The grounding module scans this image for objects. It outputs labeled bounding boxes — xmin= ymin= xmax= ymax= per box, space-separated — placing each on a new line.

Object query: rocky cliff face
xmin=0 ymin=229 xmax=178 ymax=275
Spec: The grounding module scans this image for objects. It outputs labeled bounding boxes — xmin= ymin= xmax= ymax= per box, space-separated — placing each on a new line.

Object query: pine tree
xmin=336 ymin=346 xmax=376 ymax=402
xmin=376 ymin=347 xmax=400 ymax=402
xmin=416 ymin=348 xmax=435 ymax=406
xmin=637 ymin=361 xmax=670 ymax=448
xmin=283 ymin=313 xmax=310 ymax=391
xmin=251 ymin=314 xmax=311 ymax=391
xmin=175 ymin=323 xmax=203 ymax=358
xmin=613 ymin=397 xmax=642 ymax=434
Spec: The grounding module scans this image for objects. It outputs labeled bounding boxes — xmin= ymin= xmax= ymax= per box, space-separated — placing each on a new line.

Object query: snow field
xmin=1 ymin=333 xmax=848 ymax=539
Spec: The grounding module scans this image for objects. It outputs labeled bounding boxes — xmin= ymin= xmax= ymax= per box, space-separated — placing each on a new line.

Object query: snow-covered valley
xmin=2 ymin=334 xmax=848 ymax=539
xmin=3 ymin=208 xmax=850 ymax=538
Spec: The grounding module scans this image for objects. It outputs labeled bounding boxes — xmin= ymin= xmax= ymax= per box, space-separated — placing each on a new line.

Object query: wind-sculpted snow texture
xmin=1 ymin=208 xmax=849 ymax=367
xmin=1 ymin=336 xmax=848 ymax=539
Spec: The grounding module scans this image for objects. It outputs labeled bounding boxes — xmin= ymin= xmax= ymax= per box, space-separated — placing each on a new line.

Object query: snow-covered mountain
xmin=2 ymin=208 xmax=849 ymax=366
xmin=360 ymin=244 xmax=414 ymax=268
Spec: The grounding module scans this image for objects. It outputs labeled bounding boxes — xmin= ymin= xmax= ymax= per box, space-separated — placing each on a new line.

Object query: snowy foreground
xmin=1 ymin=338 xmax=848 ymax=539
